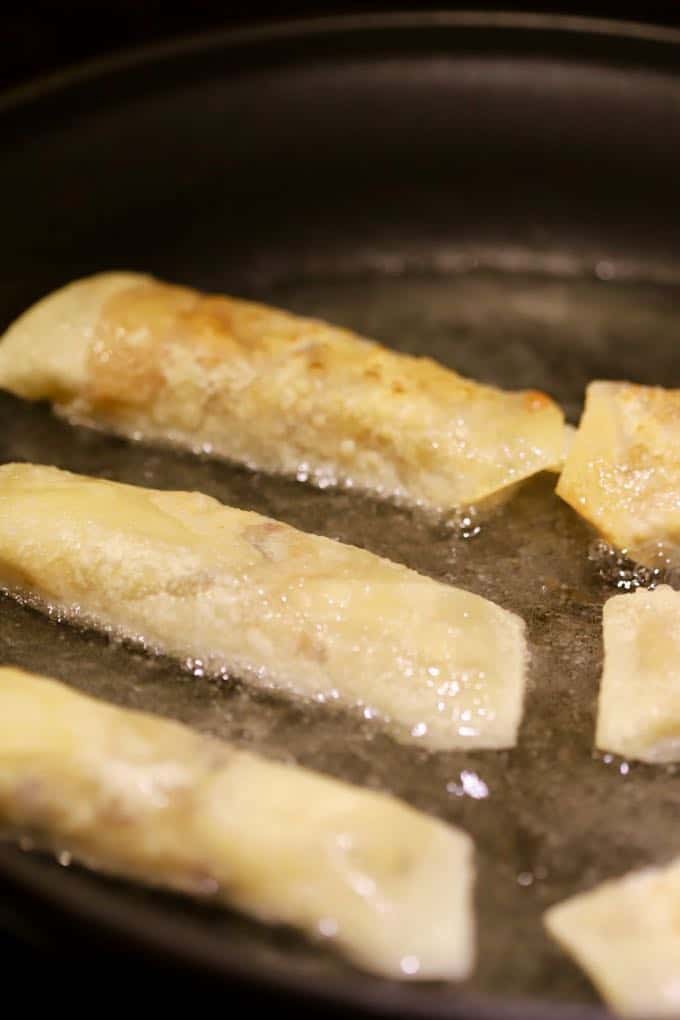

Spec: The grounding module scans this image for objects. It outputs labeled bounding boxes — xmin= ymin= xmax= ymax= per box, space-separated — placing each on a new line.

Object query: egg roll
xmin=545 ymin=858 xmax=680 ymax=1017
xmin=0 ymin=272 xmax=565 ymax=512
xmin=596 ymin=585 xmax=680 ymax=763
xmin=557 ymin=381 xmax=680 ymax=568
xmin=0 ymin=463 xmax=528 ymax=751
xmin=0 ymin=665 xmax=475 ymax=980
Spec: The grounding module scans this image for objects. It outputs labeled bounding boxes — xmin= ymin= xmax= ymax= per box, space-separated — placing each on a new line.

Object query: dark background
xmin=1 ymin=0 xmax=679 ymax=999
xmin=2 ymin=2 xmax=680 ymax=92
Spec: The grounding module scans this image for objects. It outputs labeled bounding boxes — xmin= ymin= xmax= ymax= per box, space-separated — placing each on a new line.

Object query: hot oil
xmin=1 ymin=267 xmax=679 ymax=1006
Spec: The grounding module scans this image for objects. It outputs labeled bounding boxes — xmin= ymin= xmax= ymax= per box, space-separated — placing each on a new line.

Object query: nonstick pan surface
xmin=1 ymin=12 xmax=680 ymax=1017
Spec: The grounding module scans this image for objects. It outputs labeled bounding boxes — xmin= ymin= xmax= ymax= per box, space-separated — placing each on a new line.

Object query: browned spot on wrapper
xmin=296 ymin=631 xmax=328 ymax=663
xmin=87 ymin=281 xmax=193 ymax=408
xmin=524 ymin=390 xmax=553 ymax=411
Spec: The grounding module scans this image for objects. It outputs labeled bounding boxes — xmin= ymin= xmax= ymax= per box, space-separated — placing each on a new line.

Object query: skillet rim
xmin=0 ymin=9 xmax=680 ymax=116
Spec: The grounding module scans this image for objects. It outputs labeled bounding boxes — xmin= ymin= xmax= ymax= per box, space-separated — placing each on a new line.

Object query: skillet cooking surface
xmin=1 ymin=13 xmax=680 ymax=1017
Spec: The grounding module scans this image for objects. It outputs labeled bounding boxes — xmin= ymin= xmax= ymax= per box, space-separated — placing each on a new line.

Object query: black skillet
xmin=1 ymin=11 xmax=680 ymax=1016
